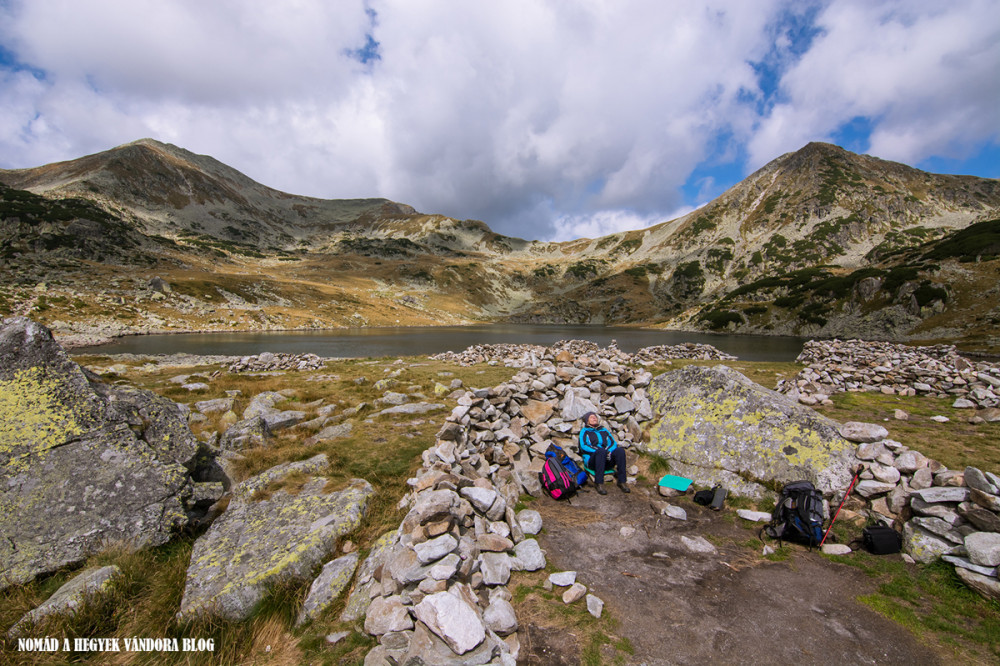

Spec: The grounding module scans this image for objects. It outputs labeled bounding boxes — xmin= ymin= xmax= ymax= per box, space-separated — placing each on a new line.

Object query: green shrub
xmin=699 ymin=309 xmax=743 ymax=330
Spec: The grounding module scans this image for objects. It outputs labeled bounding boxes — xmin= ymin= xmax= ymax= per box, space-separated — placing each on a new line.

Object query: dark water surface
xmin=77 ymin=325 xmax=807 ymax=362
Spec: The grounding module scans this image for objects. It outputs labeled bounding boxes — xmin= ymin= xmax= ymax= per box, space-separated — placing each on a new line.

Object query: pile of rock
xmin=356 ymin=351 xmax=656 ymax=663
xmin=634 ymin=343 xmax=737 ymax=362
xmin=431 ymin=339 xmax=736 ymax=368
xmin=777 ymin=339 xmax=1000 ymax=411
xmin=228 ymin=352 xmax=326 ymax=373
xmin=430 ymin=343 xmax=550 ymax=367
xmin=838 ymin=422 xmax=1000 ymax=600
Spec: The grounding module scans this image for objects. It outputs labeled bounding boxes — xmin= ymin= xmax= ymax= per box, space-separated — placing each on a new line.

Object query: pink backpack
xmin=539 ymin=456 xmax=578 ymax=500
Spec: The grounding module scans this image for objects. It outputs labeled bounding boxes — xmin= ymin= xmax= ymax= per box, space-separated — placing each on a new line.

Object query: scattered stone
xmin=513 ymin=539 xmax=546 ymax=572
xmin=548 ymin=571 xmax=577 ymax=587
xmin=736 ymin=510 xmax=772 ymax=523
xmin=484 ymin=597 xmax=518 ymax=636
xmin=821 ymin=544 xmax=853 ymax=556
xmin=955 ymin=568 xmax=1000 ymax=603
xmin=562 ymin=582 xmax=587 ymax=604
xmin=365 ymin=595 xmax=414 ymax=636
xmin=680 ymin=536 xmax=717 ymax=555
xmin=586 ymin=594 xmax=604 ymax=619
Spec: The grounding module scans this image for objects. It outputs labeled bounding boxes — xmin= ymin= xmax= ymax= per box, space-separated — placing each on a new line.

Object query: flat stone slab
xmin=296 ymin=552 xmax=359 ymax=627
xmin=178 ymin=475 xmax=373 ymax=621
xmin=7 ymin=565 xmax=122 ymax=637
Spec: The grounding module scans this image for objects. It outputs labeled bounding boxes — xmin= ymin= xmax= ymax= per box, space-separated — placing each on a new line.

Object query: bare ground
xmin=523 ymin=481 xmax=941 ymax=666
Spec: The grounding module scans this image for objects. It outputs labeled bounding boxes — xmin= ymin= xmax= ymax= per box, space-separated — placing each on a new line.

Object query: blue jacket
xmin=578 ymin=426 xmax=618 ymax=468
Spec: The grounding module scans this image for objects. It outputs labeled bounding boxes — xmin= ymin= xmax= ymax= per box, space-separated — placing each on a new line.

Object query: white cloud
xmin=748 ymin=0 xmax=1000 ymax=167
xmin=1 ymin=1 xmax=997 ymax=243
xmin=549 ymin=204 xmax=700 ymax=243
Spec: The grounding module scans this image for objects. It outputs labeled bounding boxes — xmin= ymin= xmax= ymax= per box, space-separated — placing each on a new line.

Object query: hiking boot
xmin=596 ymin=484 xmax=607 ymax=495
xmin=617 ymin=482 xmax=631 ymax=494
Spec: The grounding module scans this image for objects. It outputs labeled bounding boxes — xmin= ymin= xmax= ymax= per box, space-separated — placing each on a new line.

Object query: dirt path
xmin=527 ymin=482 xmax=940 ymax=666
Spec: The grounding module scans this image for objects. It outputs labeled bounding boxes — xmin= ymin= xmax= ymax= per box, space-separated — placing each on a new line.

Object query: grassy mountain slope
xmin=2 ymin=140 xmax=999 ymax=351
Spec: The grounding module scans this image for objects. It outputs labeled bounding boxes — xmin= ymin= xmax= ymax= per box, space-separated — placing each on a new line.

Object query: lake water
xmin=77 ymin=325 xmax=808 ymax=362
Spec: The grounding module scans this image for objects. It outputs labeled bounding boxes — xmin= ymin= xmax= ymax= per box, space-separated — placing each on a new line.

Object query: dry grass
xmin=1 ymin=355 xmax=519 ymax=666
xmin=814 ymin=391 xmax=1000 ymax=472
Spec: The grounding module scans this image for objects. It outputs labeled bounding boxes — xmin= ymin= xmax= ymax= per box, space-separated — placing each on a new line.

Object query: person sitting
xmin=578 ymin=411 xmax=630 ymax=495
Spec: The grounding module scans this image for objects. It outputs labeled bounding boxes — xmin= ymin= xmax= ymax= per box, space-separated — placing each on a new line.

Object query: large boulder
xmin=177 ymin=457 xmax=373 ymax=622
xmin=642 ymin=365 xmax=856 ymax=496
xmin=0 ymin=318 xmax=200 ymax=589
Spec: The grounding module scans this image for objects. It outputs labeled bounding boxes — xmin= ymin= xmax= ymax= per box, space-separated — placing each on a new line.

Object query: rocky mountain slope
xmin=1 ymin=140 xmax=998 ymax=351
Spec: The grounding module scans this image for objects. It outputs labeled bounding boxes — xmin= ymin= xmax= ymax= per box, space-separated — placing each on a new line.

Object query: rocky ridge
xmin=5 ymin=140 xmax=1000 ymax=351
xmin=429 ymin=339 xmax=735 ymax=367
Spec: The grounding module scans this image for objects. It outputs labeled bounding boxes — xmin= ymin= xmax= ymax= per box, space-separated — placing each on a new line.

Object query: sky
xmin=1 ymin=1 xmax=998 ymax=242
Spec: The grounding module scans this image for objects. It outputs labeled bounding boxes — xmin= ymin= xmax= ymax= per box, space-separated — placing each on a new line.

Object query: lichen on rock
xmin=0 ymin=318 xmax=201 ymax=589
xmin=642 ymin=364 xmax=856 ymax=496
xmin=177 ymin=469 xmax=373 ymax=622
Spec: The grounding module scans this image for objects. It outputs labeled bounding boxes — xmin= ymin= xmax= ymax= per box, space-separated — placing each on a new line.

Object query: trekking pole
xmin=819 ymin=465 xmax=862 ymax=547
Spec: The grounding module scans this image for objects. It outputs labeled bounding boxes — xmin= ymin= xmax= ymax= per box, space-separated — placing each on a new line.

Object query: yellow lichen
xmin=0 ymin=367 xmax=89 ymax=471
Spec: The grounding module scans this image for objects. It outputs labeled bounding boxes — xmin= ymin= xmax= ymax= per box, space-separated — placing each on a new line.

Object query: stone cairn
xmin=838 ymin=420 xmax=1000 ymax=601
xmin=777 ymin=339 xmax=1000 ymax=415
xmin=228 ymin=352 xmax=325 ymax=373
xmin=430 ymin=338 xmax=735 ymax=367
xmin=356 ymin=343 xmax=657 ymax=664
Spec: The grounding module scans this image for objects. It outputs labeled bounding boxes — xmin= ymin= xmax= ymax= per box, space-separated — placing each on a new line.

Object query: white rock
xmin=364 ymin=596 xmax=413 ymax=636
xmin=480 ymin=552 xmax=513 ymax=586
xmin=821 ymin=544 xmax=853 ymax=556
xmin=460 ymin=486 xmax=498 ymax=513
xmin=910 ymin=487 xmax=970 ymax=504
xmin=414 ymin=534 xmax=458 ymax=564
xmin=839 ymin=421 xmax=889 ymax=443
xmin=870 ymin=464 xmax=901 ymax=485
xmin=427 ymin=553 xmax=461 ymax=581
xmin=736 ymin=510 xmax=772 ymax=523
xmin=680 ymin=535 xmax=717 ymax=554
xmin=586 ymin=594 xmax=604 ymax=619
xmin=664 ymin=505 xmax=688 ymax=521
xmin=412 ymin=591 xmax=486 ymax=655
xmin=548 ymin=571 xmax=577 ymax=587
xmin=513 ymin=539 xmax=546 ymax=572
xmin=484 ymin=597 xmax=518 ymax=637
xmin=296 ymin=553 xmax=359 ymax=627
xmin=855 ymin=480 xmax=897 ymax=498
xmin=930 ymin=415 xmax=950 ymax=423
xmin=965 ymin=532 xmax=1000 ymax=567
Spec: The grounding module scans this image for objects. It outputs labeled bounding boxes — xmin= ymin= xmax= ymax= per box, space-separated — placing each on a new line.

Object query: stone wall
xmin=358 ymin=343 xmax=658 ymax=664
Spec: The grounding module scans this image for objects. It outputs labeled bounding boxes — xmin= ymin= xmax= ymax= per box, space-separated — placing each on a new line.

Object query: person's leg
xmin=611 ymin=448 xmax=630 ymax=492
xmin=593 ymin=448 xmax=608 ymax=493
xmin=611 ymin=448 xmax=627 ymax=483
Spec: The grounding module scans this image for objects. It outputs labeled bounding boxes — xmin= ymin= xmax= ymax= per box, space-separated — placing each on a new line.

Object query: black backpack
xmin=762 ymin=480 xmax=825 ymax=548
xmin=861 ymin=521 xmax=903 ymax=554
